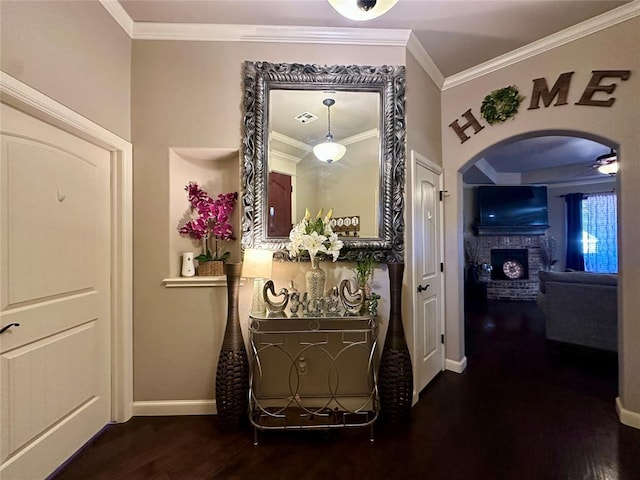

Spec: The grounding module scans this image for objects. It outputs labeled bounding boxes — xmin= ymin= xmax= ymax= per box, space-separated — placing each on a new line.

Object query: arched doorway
xmin=451 ymin=129 xmax=621 ymax=387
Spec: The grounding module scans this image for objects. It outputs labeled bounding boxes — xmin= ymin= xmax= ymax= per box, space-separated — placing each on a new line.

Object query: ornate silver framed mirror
xmin=241 ymin=61 xmax=405 ymax=262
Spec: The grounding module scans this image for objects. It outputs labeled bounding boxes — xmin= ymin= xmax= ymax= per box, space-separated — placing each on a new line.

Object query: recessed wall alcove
xmin=165 ymin=147 xmax=240 ymax=285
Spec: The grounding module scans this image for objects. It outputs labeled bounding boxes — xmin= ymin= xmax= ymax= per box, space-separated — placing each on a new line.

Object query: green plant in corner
xmin=480 ymin=85 xmax=525 ymax=125
xmin=353 ymin=254 xmax=376 ymax=292
xmin=353 ymin=254 xmax=377 ymax=316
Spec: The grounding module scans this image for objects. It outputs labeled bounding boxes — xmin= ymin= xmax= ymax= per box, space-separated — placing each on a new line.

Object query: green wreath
xmin=480 ymin=85 xmax=525 ymax=125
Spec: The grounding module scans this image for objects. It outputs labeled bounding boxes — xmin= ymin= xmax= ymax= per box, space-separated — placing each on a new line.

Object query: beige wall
xmin=0 ymin=0 xmax=132 ymax=141
xmin=132 ymin=40 xmax=405 ymax=401
xmin=441 ymin=18 xmax=640 ymax=415
xmin=406 ymin=50 xmax=442 ymax=164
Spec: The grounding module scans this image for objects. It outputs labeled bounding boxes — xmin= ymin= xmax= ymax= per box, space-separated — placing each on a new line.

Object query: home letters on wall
xmin=449 ymin=69 xmax=632 ymax=144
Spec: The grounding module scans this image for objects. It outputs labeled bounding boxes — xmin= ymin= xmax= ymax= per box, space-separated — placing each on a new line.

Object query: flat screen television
xmin=476 ymin=186 xmax=549 ymax=232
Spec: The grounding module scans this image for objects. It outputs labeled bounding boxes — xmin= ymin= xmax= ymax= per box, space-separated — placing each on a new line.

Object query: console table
xmin=248 ymin=312 xmax=379 ymax=445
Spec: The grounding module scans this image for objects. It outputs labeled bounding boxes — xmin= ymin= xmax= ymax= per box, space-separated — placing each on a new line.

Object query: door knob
xmin=417 ymin=284 xmax=429 ymax=293
xmin=0 ymin=323 xmax=20 ymax=334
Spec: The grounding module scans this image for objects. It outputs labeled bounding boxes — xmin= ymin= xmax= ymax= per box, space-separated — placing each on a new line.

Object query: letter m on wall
xmin=528 ymin=72 xmax=574 ymax=109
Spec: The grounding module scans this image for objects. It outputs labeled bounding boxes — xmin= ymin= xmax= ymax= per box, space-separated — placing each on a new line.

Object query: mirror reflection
xmin=241 ymin=61 xmax=405 ymax=262
xmin=268 ymin=89 xmax=380 ymax=239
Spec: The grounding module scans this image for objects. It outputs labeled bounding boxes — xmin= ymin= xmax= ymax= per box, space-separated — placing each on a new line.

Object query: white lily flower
xmin=286 ymin=207 xmax=342 ymax=262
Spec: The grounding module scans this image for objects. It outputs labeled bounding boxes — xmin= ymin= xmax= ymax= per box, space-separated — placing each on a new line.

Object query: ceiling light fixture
xmin=328 ymin=0 xmax=399 ymax=21
xmin=594 ymin=148 xmax=618 ymax=175
xmin=313 ymin=98 xmax=346 ymax=164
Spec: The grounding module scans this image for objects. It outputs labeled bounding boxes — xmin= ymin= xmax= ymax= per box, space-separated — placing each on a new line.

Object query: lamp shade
xmin=597 ymin=161 xmax=619 ymax=175
xmin=313 ymin=140 xmax=347 ymax=163
xmin=328 ymin=0 xmax=399 ymax=21
xmin=242 ymin=249 xmax=273 ymax=279
xmin=594 ymin=149 xmax=618 ymax=175
xmin=314 ymin=97 xmax=346 ymax=163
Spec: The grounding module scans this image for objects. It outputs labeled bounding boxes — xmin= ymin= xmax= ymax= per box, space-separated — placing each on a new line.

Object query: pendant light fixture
xmin=328 ymin=0 xmax=399 ymax=21
xmin=594 ymin=148 xmax=618 ymax=175
xmin=313 ymin=98 xmax=346 ymax=164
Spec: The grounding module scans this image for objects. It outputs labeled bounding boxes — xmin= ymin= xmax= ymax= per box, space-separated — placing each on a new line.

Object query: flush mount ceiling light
xmin=594 ymin=149 xmax=618 ymax=175
xmin=313 ymin=98 xmax=346 ymax=164
xmin=328 ymin=0 xmax=399 ymax=21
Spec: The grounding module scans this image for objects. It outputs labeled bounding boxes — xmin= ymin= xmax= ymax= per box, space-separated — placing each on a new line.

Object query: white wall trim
xmin=407 ymin=32 xmax=445 ymax=89
xmin=133 ymin=400 xmax=216 ymax=416
xmin=445 ymin=356 xmax=467 ymax=374
xmin=341 ymin=128 xmax=379 ymax=146
xmin=271 ymin=131 xmax=312 ymax=153
xmin=133 ymin=22 xmax=411 ymax=46
xmin=616 ymin=397 xmax=640 ymax=430
xmin=162 ymin=276 xmax=231 ymax=288
xmin=0 ymin=71 xmax=134 ymax=424
xmin=98 ymin=0 xmax=134 ymax=37
xmin=443 ymin=1 xmax=640 ymax=90
xmin=100 ymin=1 xmax=638 ymax=93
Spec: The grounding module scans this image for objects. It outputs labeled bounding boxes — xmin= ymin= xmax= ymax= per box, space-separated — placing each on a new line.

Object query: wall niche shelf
xmin=169 ymin=147 xmax=241 ymax=280
xmin=162 ymin=276 xmax=227 ymax=288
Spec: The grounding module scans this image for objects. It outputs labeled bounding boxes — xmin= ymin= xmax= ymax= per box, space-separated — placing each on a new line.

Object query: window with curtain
xmin=581 ymin=192 xmax=618 ymax=273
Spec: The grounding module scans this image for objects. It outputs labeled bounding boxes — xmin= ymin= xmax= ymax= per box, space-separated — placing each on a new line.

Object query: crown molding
xmin=407 ymin=32 xmax=444 ymax=89
xmin=99 ymin=0 xmax=134 ymax=37
xmin=340 ymin=128 xmax=379 ymax=146
xmin=132 ymin=22 xmax=411 ymax=46
xmin=544 ymin=176 xmax=617 ymax=189
xmin=271 ymin=131 xmax=312 ymax=152
xmin=100 ymin=1 xmax=638 ymax=93
xmin=443 ymin=1 xmax=640 ymax=90
xmin=270 ymin=149 xmax=303 ymax=165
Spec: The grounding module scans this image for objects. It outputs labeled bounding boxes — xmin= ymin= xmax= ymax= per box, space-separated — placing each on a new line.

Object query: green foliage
xmin=196 ymin=249 xmax=230 ymax=263
xmin=353 ymin=254 xmax=376 ymax=287
xmin=480 ymin=85 xmax=525 ymax=125
xmin=305 ymin=217 xmax=326 ymax=235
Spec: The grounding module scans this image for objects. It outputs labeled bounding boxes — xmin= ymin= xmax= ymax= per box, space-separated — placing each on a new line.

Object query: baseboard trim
xmin=445 ymin=356 xmax=467 ymax=373
xmin=132 ymin=400 xmax=216 ymax=416
xmin=616 ymin=397 xmax=640 ymax=430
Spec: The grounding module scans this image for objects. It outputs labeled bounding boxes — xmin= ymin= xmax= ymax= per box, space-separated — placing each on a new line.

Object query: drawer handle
xmin=417 ymin=284 xmax=429 ymax=293
xmin=0 ymin=323 xmax=20 ymax=334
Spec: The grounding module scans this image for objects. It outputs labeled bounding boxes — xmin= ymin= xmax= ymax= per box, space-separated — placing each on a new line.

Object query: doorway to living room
xmin=460 ymin=131 xmax=620 ymax=374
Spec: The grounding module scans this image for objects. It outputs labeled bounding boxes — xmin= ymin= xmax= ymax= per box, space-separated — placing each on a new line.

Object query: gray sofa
xmin=537 ymin=270 xmax=618 ymax=352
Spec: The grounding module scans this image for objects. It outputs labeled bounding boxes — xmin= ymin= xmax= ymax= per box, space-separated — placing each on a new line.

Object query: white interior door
xmin=412 ymin=154 xmax=444 ymax=393
xmin=0 ymin=103 xmax=111 ymax=479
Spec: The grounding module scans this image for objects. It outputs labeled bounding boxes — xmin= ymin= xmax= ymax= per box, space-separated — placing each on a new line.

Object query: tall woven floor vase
xmin=379 ymin=262 xmax=413 ymax=423
xmin=215 ymin=262 xmax=249 ymax=431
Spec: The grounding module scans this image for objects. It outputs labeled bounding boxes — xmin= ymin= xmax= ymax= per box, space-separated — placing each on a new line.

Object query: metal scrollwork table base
xmin=248 ymin=312 xmax=379 ymax=445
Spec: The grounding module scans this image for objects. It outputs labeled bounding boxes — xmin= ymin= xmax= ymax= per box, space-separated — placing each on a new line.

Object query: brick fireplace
xmin=471 ymin=235 xmax=544 ymax=301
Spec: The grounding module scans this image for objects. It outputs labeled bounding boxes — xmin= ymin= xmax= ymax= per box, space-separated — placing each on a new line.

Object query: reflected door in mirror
xmin=268 ymin=172 xmax=292 ymax=237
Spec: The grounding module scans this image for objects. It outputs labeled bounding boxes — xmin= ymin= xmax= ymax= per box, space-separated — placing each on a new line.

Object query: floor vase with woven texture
xmin=215 ymin=262 xmax=249 ymax=430
xmin=379 ymin=262 xmax=413 ymax=423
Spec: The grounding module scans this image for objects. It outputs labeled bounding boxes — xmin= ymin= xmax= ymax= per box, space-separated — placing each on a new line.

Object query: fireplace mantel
xmin=474 ymin=225 xmax=550 ymax=236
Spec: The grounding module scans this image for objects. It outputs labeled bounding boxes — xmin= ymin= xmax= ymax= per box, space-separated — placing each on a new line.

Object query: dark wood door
xmin=268 ymin=171 xmax=292 ymax=237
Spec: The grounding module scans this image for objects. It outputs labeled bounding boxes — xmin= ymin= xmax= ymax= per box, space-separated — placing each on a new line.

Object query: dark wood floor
xmin=51 ymin=301 xmax=640 ymax=480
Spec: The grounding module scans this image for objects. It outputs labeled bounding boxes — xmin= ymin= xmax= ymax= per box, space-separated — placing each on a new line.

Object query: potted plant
xmin=353 ymin=254 xmax=377 ymax=314
xmin=354 ymin=254 xmax=375 ymax=295
xmin=540 ymin=235 xmax=558 ymax=271
xmin=179 ymin=182 xmax=238 ymax=276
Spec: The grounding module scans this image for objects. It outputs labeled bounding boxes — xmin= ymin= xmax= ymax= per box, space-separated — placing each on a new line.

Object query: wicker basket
xmin=197 ymin=260 xmax=224 ymax=276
